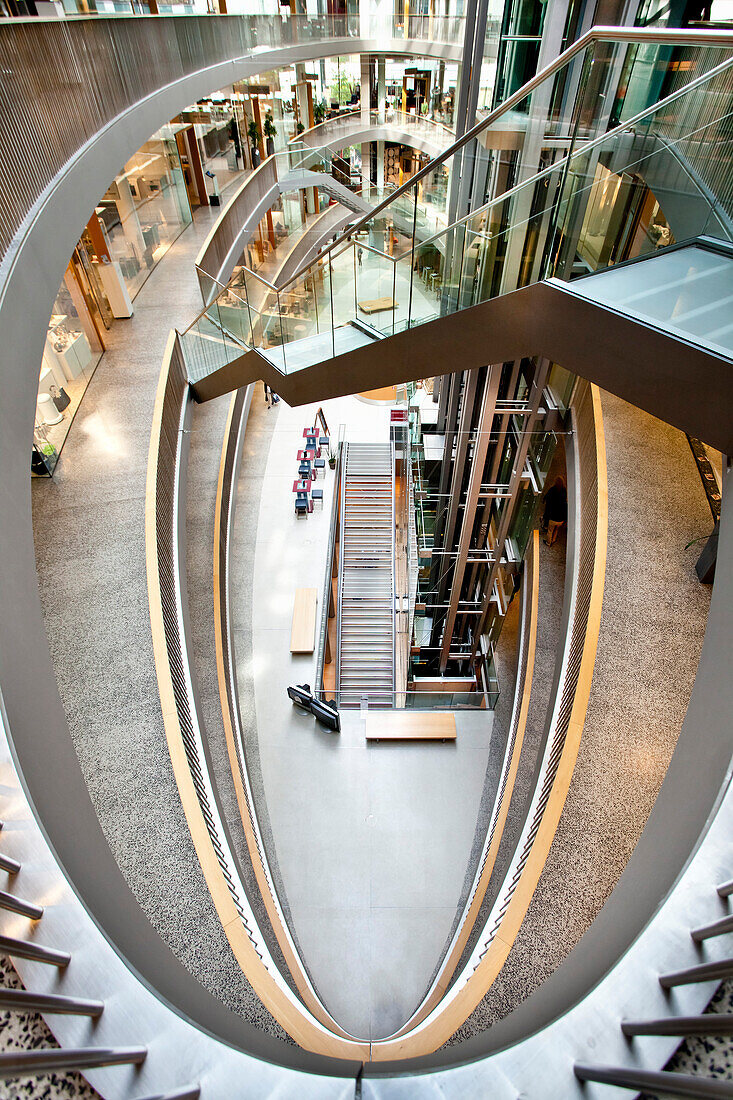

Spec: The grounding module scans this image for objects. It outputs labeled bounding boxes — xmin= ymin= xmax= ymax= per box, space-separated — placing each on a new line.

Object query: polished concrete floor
xmin=235 ymin=391 xmax=499 ymax=1039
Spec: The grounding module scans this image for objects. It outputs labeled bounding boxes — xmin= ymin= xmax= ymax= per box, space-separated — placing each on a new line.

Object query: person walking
xmin=542 ymin=476 xmax=567 ymax=546
xmin=358 ymin=247 xmax=363 ymax=268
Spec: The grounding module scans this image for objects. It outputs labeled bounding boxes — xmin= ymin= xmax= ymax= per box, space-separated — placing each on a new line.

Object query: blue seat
xmin=311 ymin=488 xmax=324 ymax=504
xmin=314 ymin=458 xmax=326 ymax=470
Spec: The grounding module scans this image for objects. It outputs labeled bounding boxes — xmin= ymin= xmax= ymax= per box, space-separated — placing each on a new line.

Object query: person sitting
xmin=542 ymin=476 xmax=567 ymax=546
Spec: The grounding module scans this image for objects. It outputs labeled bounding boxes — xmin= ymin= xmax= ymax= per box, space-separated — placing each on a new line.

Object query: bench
xmin=366 ymin=712 xmax=457 ymax=742
xmin=290 ymin=588 xmax=317 ymax=653
xmin=358 ymin=296 xmax=397 ymax=315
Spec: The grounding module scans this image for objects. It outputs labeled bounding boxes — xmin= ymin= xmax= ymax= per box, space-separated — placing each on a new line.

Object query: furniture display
xmin=290 ymin=588 xmax=317 ymax=653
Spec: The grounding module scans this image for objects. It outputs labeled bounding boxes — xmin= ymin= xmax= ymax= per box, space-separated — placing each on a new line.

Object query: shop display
xmin=50 ymin=385 xmax=71 ymax=412
xmin=31 ymin=424 xmax=58 ymax=476
xmin=46 ymin=322 xmax=93 ymax=382
xmin=36 ymin=392 xmax=63 ymax=426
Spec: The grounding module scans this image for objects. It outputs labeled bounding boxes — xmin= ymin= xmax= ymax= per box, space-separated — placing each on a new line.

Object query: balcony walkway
xmin=452 ymin=390 xmax=714 ymax=1042
xmin=29 ymin=207 xmax=290 ymax=1045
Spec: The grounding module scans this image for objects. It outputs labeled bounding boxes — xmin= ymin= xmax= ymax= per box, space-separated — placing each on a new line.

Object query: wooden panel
xmin=358 ymin=296 xmax=396 ymax=314
xmin=366 ymin=712 xmax=456 ymax=741
xmin=290 ymin=588 xmax=317 ymax=653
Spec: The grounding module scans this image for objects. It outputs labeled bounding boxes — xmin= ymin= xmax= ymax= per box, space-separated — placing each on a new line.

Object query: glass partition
xmin=180 ymin=33 xmax=733 ymax=386
xmin=97 ymin=127 xmax=192 ymax=302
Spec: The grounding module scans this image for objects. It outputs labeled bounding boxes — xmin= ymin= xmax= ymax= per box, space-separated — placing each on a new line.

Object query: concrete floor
xmin=235 ymin=391 xmax=498 ymax=1040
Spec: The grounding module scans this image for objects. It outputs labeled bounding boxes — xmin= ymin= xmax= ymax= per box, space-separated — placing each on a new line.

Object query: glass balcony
xmin=180 ymin=31 xmax=733 ymax=385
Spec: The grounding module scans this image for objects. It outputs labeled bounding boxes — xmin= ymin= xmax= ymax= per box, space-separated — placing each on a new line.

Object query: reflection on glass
xmin=96 ymin=127 xmax=192 ymax=303
xmin=33 ymin=262 xmax=107 ymax=475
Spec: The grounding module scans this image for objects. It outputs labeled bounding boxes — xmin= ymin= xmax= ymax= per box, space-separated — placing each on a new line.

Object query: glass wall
xmin=33 ymin=258 xmax=109 ymax=476
xmin=95 ymin=127 xmax=192 ymax=302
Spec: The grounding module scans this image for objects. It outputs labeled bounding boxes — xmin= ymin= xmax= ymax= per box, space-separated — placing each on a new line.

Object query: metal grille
xmin=0 ymin=14 xmax=463 ymax=267
xmin=216 ymin=385 xmax=281 ymax=921
xmin=154 ymin=339 xmax=262 ymax=957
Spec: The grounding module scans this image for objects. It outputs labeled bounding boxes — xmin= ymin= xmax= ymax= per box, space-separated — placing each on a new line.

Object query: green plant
xmin=329 ymin=72 xmax=353 ymax=107
xmin=296 ymin=120 xmax=305 ymax=135
xmin=263 ymin=112 xmax=277 ymax=140
xmin=313 ymin=100 xmax=326 ymax=125
xmin=247 ymin=119 xmax=261 ymax=149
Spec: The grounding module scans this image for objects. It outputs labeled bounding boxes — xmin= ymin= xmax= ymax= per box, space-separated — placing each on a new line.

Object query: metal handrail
xmin=391 ymin=441 xmax=397 ymax=705
xmin=279 ymin=25 xmax=733 ymax=291
xmin=335 ymin=442 xmax=348 ymax=703
xmin=184 ymin=179 xmax=398 ymax=335
xmin=411 ymin=49 xmax=733 ymax=255
xmin=296 ymin=107 xmax=457 ymax=146
xmin=315 ymin=440 xmax=344 ymax=695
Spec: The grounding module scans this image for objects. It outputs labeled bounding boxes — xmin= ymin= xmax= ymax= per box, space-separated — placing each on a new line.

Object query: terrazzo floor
xmin=455 ymin=390 xmax=714 ymax=1036
xmin=30 ymin=206 xmax=288 ymax=1044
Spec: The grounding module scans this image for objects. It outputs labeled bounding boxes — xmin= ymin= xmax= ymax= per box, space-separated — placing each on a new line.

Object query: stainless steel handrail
xmin=411 ymin=49 xmax=733 ymax=253
xmin=315 ymin=440 xmax=343 ymax=695
xmin=391 ymin=441 xmax=397 ymax=706
xmin=280 ymin=25 xmax=733 ymax=291
xmin=335 ymin=441 xmax=348 ymax=703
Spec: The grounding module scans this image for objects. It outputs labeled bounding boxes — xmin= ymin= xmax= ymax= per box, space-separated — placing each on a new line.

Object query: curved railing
xmin=145 ymin=334 xmax=378 ymax=1059
xmin=181 ymin=26 xmax=733 ymax=386
xmin=297 ymin=108 xmax=455 ymax=156
xmin=212 ymin=387 xmax=365 ymax=1045
xmin=407 ymin=527 xmax=541 ymax=1017
xmin=0 ymin=14 xmax=731 ymax=1093
xmin=0 ymin=12 xmax=464 ymax=263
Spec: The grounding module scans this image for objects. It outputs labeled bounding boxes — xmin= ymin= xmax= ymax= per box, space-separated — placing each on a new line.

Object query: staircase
xmin=337 ymin=443 xmax=395 ymax=708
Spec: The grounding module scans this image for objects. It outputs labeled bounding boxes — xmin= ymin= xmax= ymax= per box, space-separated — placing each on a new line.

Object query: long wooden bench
xmin=358 ymin=296 xmax=397 ymax=315
xmin=366 ymin=712 xmax=457 ymax=742
xmin=290 ymin=588 xmax=317 ymax=654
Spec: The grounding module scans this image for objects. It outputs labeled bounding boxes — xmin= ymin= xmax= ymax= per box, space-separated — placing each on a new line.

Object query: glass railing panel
xmin=276 ymin=259 xmax=333 ymax=369
xmin=179 ymin=315 xmax=244 ymax=384
xmin=330 ymin=242 xmax=359 ymax=337
xmin=274 ymin=144 xmax=330 ymax=180
xmin=183 ymin=31 xmax=733 ymax=387
xmin=352 ymin=242 xmax=399 ymax=337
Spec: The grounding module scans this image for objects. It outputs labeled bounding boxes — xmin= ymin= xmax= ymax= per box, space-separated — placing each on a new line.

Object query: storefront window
xmin=33 ymin=260 xmax=107 ymax=476
xmin=95 ymin=128 xmax=192 ymax=302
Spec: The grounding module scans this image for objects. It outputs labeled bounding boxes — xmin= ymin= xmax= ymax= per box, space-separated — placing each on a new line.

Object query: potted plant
xmin=328 ymin=447 xmax=336 ymax=470
xmin=263 ymin=112 xmax=277 ymax=156
xmin=313 ymin=100 xmax=326 ymax=126
xmin=296 ymin=120 xmax=305 ymax=136
xmin=247 ymin=120 xmax=261 ymax=167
